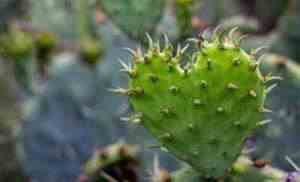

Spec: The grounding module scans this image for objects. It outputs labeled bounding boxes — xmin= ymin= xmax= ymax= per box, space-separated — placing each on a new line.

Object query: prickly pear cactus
xmin=117 ymin=29 xmax=274 ymax=178
xmin=82 ymin=143 xmax=139 ymax=182
xmin=99 ymin=0 xmax=165 ymax=40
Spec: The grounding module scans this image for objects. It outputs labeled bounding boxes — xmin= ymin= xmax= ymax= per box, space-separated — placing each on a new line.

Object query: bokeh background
xmin=0 ymin=0 xmax=300 ymax=181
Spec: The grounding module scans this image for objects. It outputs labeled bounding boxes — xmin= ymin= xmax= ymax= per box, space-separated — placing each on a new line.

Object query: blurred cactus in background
xmin=271 ymin=0 xmax=300 ymax=63
xmin=237 ymin=0 xmax=289 ymax=34
xmin=174 ymin=0 xmax=195 ymax=39
xmin=0 ymin=27 xmax=34 ymax=95
xmin=255 ymin=55 xmax=300 ymax=170
xmin=99 ymin=0 xmax=165 ymax=41
xmin=0 ymin=59 xmax=27 ymax=181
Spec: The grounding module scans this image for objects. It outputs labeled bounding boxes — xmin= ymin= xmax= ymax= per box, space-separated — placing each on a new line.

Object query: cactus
xmin=80 ymin=143 xmax=139 ymax=182
xmin=99 ymin=0 xmax=165 ymax=41
xmin=115 ymin=28 xmax=276 ymax=179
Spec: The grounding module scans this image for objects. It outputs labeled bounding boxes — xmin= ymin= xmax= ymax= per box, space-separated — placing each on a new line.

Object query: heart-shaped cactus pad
xmin=117 ymin=29 xmax=275 ymax=178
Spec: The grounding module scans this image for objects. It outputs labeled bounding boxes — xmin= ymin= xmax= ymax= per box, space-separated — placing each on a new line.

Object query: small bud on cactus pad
xmin=121 ymin=28 xmax=274 ymax=178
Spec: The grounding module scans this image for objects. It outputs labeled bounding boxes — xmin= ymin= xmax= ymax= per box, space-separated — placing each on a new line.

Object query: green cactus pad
xmin=99 ymin=0 xmax=165 ymax=40
xmin=119 ymin=29 xmax=273 ymax=178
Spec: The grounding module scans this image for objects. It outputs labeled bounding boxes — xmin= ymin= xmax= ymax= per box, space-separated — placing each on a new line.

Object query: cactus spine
xmin=116 ymin=27 xmax=276 ymax=179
